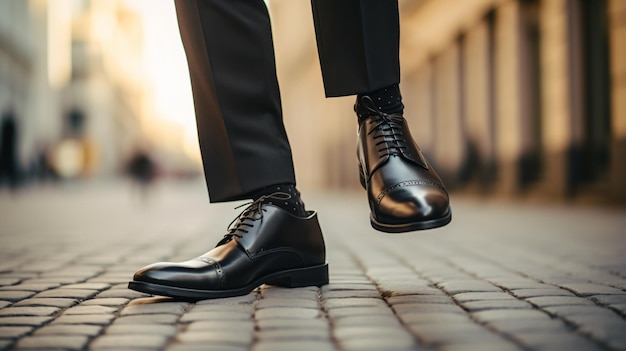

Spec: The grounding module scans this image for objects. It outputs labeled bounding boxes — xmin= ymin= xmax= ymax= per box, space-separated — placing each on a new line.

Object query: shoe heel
xmin=271 ymin=264 xmax=329 ymax=288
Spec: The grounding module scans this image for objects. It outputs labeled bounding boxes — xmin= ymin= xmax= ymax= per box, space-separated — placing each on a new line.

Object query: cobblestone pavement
xmin=1 ymin=180 xmax=625 ymax=351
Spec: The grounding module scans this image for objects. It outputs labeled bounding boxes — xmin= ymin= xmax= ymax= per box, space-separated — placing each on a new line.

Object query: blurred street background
xmin=0 ymin=0 xmax=625 ymax=203
xmin=1 ymin=1 xmax=626 ymax=350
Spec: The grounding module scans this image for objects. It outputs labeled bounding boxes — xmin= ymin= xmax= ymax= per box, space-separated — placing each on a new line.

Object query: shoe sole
xmin=127 ymin=263 xmax=329 ymax=301
xmin=370 ymin=210 xmax=452 ymax=233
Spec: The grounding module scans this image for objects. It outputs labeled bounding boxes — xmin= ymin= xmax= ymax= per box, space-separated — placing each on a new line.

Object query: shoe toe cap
xmin=376 ymin=183 xmax=450 ymax=223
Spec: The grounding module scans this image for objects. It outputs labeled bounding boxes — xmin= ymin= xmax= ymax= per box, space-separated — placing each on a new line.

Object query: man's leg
xmin=174 ymin=0 xmax=295 ymax=202
xmin=128 ymin=0 xmax=328 ymax=300
xmin=311 ymin=0 xmax=452 ymax=232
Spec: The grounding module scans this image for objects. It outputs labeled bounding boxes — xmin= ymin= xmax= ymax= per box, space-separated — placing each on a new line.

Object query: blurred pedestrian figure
xmin=0 ymin=110 xmax=19 ymax=191
xmin=125 ymin=147 xmax=158 ymax=203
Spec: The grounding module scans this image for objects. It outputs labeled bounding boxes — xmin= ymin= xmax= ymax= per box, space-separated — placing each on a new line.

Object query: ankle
xmin=355 ymin=84 xmax=404 ymax=123
xmin=251 ymin=183 xmax=307 ymax=217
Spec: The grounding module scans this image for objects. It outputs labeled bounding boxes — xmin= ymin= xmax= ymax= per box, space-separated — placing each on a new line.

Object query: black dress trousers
xmin=174 ymin=0 xmax=400 ymax=202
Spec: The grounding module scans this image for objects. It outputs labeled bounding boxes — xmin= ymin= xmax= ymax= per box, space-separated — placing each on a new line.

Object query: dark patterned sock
xmin=251 ymin=183 xmax=307 ymax=217
xmin=355 ymin=83 xmax=404 ymax=123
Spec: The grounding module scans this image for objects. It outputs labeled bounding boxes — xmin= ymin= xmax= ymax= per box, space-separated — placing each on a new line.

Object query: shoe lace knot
xmin=216 ymin=192 xmax=292 ymax=246
xmin=360 ymin=96 xmax=408 ymax=158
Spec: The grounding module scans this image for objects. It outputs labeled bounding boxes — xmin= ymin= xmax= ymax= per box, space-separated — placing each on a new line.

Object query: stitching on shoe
xmin=376 ymin=180 xmax=446 ymax=205
xmin=200 ymin=257 xmax=225 ymax=288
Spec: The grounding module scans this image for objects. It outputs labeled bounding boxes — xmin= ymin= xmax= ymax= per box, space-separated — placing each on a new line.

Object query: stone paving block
xmin=90 ymin=334 xmax=168 ymax=349
xmin=590 ymin=294 xmax=626 ymax=305
xmin=609 ymin=303 xmax=626 ymax=314
xmin=120 ymin=300 xmax=188 ymax=315
xmin=0 ymin=283 xmax=61 ymax=292
xmin=260 ymin=288 xmax=320 ymax=301
xmin=12 ymin=298 xmax=77 ymax=308
xmin=177 ymin=330 xmax=252 ymax=345
xmin=525 ymin=295 xmax=596 ymax=307
xmin=0 ymin=291 xmax=36 ymax=302
xmin=0 ymin=306 xmax=60 ymax=316
xmin=256 ymin=318 xmax=329 ymax=331
xmin=511 ymin=288 xmax=575 ymax=298
xmin=0 ymin=278 xmax=21 ymax=286
xmin=322 ymin=284 xmax=377 ymax=292
xmin=0 ymin=316 xmax=53 ymax=326
xmin=25 ymin=277 xmax=85 ymax=284
xmin=88 ymin=273 xmax=132 ymax=284
xmin=437 ymin=280 xmax=503 ymax=295
xmin=15 ymin=335 xmax=89 ymax=350
xmin=392 ymin=302 xmax=465 ymax=315
xmin=382 ymin=286 xmax=443 ymax=297
xmin=460 ymin=299 xmax=533 ymax=312
xmin=112 ymin=313 xmax=179 ymax=325
xmin=485 ymin=318 xmax=570 ymax=334
xmin=558 ymin=283 xmax=625 ymax=296
xmin=323 ymin=297 xmax=386 ymax=309
xmin=453 ymin=292 xmax=517 ymax=303
xmin=186 ymin=320 xmax=254 ymax=333
xmin=484 ymin=278 xmax=547 ymax=290
xmin=51 ymin=313 xmax=115 ymax=325
xmin=189 ymin=303 xmax=254 ymax=313
xmin=437 ymin=341 xmax=523 ymax=351
xmin=576 ymin=320 xmax=626 ymax=350
xmin=62 ymin=283 xmax=111 ymax=290
xmin=332 ymin=315 xmax=402 ymax=328
xmin=252 ymin=340 xmax=336 ymax=351
xmin=398 ymin=312 xmax=472 ymax=325
xmin=95 ymin=288 xmax=150 ymax=299
xmin=321 ymin=290 xmax=381 ymax=299
xmin=542 ymin=304 xmax=617 ymax=318
xmin=33 ymin=288 xmax=98 ymax=299
xmin=333 ymin=325 xmax=412 ymax=340
xmin=195 ymin=293 xmax=257 ymax=305
xmin=179 ymin=310 xmax=251 ymax=322
xmin=471 ymin=309 xmax=551 ymax=323
xmin=34 ymin=324 xmax=102 ymax=336
xmin=335 ymin=329 xmax=416 ymax=351
xmin=256 ymin=298 xmax=319 ymax=309
xmin=0 ymin=301 xmax=10 ymax=308
xmin=255 ymin=307 xmax=321 ymax=320
xmin=168 ymin=344 xmax=246 ymax=351
xmin=327 ymin=306 xmax=394 ymax=319
xmin=386 ymin=294 xmax=453 ymax=305
xmin=409 ymin=323 xmax=506 ymax=345
xmin=105 ymin=324 xmax=177 ymax=336
xmin=80 ymin=297 xmax=129 ymax=306
xmin=0 ymin=326 xmax=33 ymax=338
xmin=63 ymin=305 xmax=118 ymax=315
xmin=512 ymin=331 xmax=604 ymax=351
xmin=256 ymin=328 xmax=331 ymax=341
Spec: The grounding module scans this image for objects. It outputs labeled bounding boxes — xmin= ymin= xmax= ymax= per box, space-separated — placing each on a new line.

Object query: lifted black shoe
xmin=357 ymin=97 xmax=451 ymax=233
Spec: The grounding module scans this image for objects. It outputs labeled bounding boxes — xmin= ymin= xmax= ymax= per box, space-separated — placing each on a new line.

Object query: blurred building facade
xmin=0 ymin=0 xmax=196 ymax=184
xmin=271 ymin=0 xmax=626 ymax=203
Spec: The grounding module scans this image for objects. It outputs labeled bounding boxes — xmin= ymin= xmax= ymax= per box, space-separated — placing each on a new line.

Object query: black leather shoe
xmin=128 ymin=193 xmax=328 ymax=300
xmin=357 ymin=97 xmax=451 ymax=233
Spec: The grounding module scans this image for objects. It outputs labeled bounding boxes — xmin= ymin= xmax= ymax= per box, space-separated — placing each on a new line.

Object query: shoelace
xmin=216 ymin=192 xmax=292 ymax=246
xmin=360 ymin=96 xmax=408 ymax=158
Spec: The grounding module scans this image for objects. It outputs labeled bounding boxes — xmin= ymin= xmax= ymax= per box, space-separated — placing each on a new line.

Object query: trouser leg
xmin=174 ymin=0 xmax=295 ymax=202
xmin=311 ymin=0 xmax=401 ymax=97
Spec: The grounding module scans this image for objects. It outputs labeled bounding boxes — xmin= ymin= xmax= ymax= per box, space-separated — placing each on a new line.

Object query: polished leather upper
xmin=133 ymin=204 xmax=326 ymax=290
xmin=357 ymin=111 xmax=450 ymax=227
